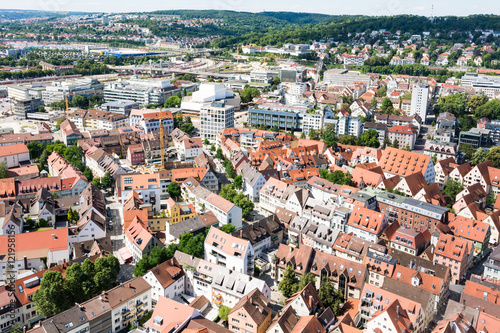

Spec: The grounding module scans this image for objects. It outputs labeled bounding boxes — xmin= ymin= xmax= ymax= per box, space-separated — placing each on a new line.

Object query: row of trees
xmin=134 ymin=231 xmax=208 ymax=276
xmin=27 ymin=141 xmax=94 ymax=180
xmin=50 ymin=95 xmax=103 ymax=110
xmin=462 ymin=146 xmax=500 ymax=169
xmin=27 ymin=141 xmax=115 ymax=190
xmin=33 ymin=256 xmax=120 ymax=317
xmin=278 ymin=266 xmax=344 ymax=315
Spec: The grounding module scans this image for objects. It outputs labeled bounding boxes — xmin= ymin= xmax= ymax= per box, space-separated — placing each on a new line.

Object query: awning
xmin=119 ymin=247 xmax=133 ymax=261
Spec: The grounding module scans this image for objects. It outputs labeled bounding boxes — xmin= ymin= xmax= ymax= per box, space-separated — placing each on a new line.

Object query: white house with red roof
xmin=143 ymin=257 xmax=185 ymax=302
xmin=125 ymin=215 xmax=161 ymax=262
xmin=129 ymin=109 xmax=174 ymax=134
xmin=387 ymin=124 xmax=417 ymax=149
xmin=346 ymin=207 xmax=388 ymax=243
xmin=0 ymin=143 xmax=30 ymax=168
xmin=0 ymin=228 xmax=69 ymax=280
xmin=204 ymin=226 xmax=255 ymax=275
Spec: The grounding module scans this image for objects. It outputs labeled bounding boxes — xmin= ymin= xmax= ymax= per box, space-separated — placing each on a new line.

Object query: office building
xmin=461 ymin=73 xmax=500 ymax=98
xmin=104 ymin=76 xmax=178 ymax=105
xmin=200 ymin=101 xmax=235 ymax=140
xmin=42 ymin=78 xmax=104 ymax=105
xmin=323 ymin=69 xmax=372 ymax=86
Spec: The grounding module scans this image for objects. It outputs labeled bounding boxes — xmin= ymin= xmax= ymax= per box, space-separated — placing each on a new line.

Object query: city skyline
xmin=1 ymin=0 xmax=500 ymax=17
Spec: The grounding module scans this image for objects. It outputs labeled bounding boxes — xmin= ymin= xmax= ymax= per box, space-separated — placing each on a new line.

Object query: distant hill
xmin=0 ymin=9 xmax=92 ymax=20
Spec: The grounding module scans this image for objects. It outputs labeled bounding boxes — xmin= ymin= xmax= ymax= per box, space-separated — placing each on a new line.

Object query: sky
xmin=2 ymin=0 xmax=500 ymax=17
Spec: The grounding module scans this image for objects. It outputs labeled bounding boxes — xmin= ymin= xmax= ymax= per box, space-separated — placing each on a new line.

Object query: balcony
xmin=213 ymin=291 xmax=222 ymax=298
xmin=121 ymin=308 xmax=134 ymax=317
xmin=213 ymin=298 xmax=222 ymax=305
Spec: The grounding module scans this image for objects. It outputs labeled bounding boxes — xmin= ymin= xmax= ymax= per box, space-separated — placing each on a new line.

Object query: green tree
xmin=279 ymin=265 xmax=299 ymax=298
xmin=460 ymin=143 xmax=475 ymax=160
xmin=167 ymin=182 xmax=181 ymax=199
xmin=471 ymin=147 xmax=487 ymax=166
xmin=375 ymin=85 xmax=387 ymax=97
xmin=68 ymin=207 xmax=80 ymax=222
xmin=298 ymin=273 xmax=316 ymax=291
xmin=27 ymin=142 xmax=45 ymax=159
xmin=309 ymin=128 xmax=320 ymax=140
xmin=9 ymin=325 xmax=22 ymax=333
xmin=203 ymin=138 xmax=210 ymax=145
xmin=210 ymin=144 xmax=216 ymax=152
xmin=338 ymin=135 xmax=357 ymax=146
xmin=220 ymin=224 xmax=236 ymax=233
xmin=71 ymin=95 xmax=87 ymax=109
xmin=224 ymin=160 xmax=236 ymax=179
xmin=300 ymin=132 xmax=306 ymax=139
xmin=218 ymin=305 xmax=231 ymax=321
xmin=318 ymin=277 xmax=343 ymax=315
xmin=468 ymin=94 xmax=488 ymax=113
xmin=357 ymin=129 xmax=380 ymax=148
xmin=81 ymin=259 xmax=96 ymax=296
xmin=371 ymin=97 xmax=378 ymax=108
xmin=37 ymin=218 xmax=48 ymax=228
xmin=320 ymin=169 xmax=354 ymax=186
xmin=234 ymin=175 xmax=243 ymax=189
xmin=432 ymin=155 xmax=437 ymax=166
xmin=0 ymin=161 xmax=9 ymax=179
xmin=215 ymin=148 xmax=224 ymax=160
xmin=443 ymin=179 xmax=464 ymax=201
xmin=392 ymin=139 xmax=400 ymax=149
xmin=240 ymin=85 xmax=261 ymax=104
xmin=382 ymin=137 xmax=391 ymax=149
xmin=83 ymin=167 xmax=94 ymax=182
xmin=101 ymin=171 xmax=114 ymax=190
xmin=487 ymin=147 xmax=500 ymax=168
xmin=33 ymin=271 xmax=69 ymax=317
xmin=164 ymin=96 xmax=181 ymax=108
xmin=55 ymin=119 xmax=64 ymax=130
xmin=65 ymin=263 xmax=88 ymax=303
xmin=475 ymin=99 xmax=500 ymax=120
xmin=381 ymin=97 xmax=393 ymax=113
xmin=92 ymin=178 xmax=102 ymax=190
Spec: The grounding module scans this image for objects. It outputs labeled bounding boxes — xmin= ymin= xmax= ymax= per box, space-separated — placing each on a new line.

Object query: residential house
xmin=378 ymin=147 xmax=435 ymax=184
xmin=228 ymin=288 xmax=272 ymax=333
xmin=365 ymin=300 xmax=413 ymax=333
xmin=393 ymin=172 xmax=428 ymax=197
xmin=387 ymin=125 xmax=417 ymax=150
xmin=118 ymin=173 xmax=161 ymax=213
xmin=345 ymin=207 xmax=388 ymax=243
xmin=449 ymin=215 xmax=490 ymax=258
xmin=241 ymin=164 xmax=267 ymax=202
xmin=0 ymin=143 xmax=30 ymax=168
xmin=388 ymin=226 xmax=431 ymax=256
xmin=434 ymin=234 xmax=473 ymax=283
xmin=204 ymin=226 xmax=255 ymax=275
xmin=181 ymin=177 xmax=242 ymax=229
xmin=143 ymin=257 xmax=185 ymax=303
xmin=125 ymin=215 xmax=161 ymax=262
xmin=231 ymin=215 xmax=283 ymax=256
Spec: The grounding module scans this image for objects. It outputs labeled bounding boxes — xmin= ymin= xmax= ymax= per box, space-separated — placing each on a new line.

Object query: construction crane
xmin=65 ymin=95 xmax=70 ymax=119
